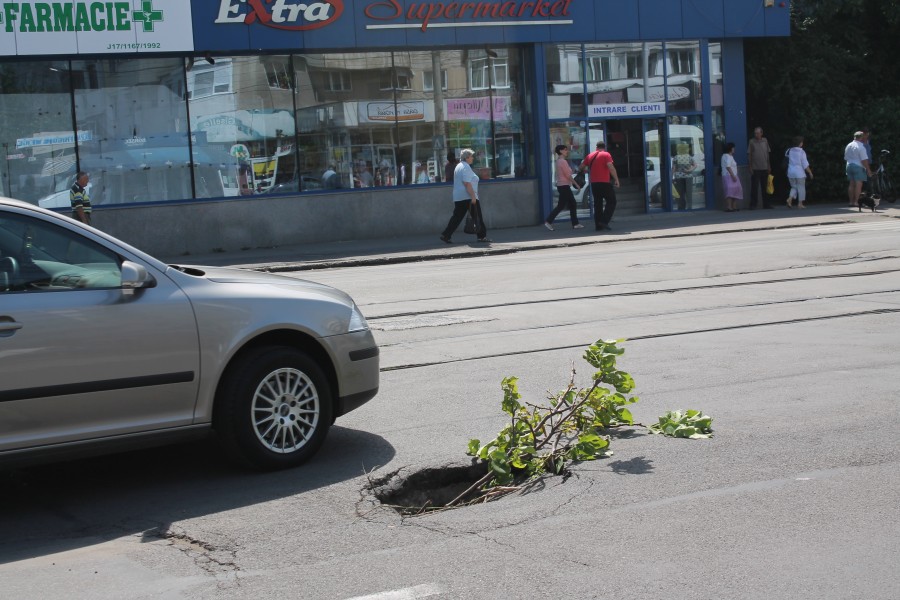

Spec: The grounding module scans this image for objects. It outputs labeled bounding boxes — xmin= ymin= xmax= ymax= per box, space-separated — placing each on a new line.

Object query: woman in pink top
xmin=545 ymin=144 xmax=584 ymax=230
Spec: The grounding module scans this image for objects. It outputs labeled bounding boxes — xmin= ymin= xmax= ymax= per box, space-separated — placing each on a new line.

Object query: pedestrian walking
xmin=440 ymin=148 xmax=490 ymax=243
xmin=844 ymin=131 xmax=872 ymax=207
xmin=578 ymin=141 xmax=620 ymax=231
xmin=69 ymin=171 xmax=92 ymax=225
xmin=545 ymin=144 xmax=584 ymax=230
xmin=721 ymin=142 xmax=743 ymax=212
xmin=747 ymin=126 xmax=773 ymax=209
xmin=785 ymin=136 xmax=813 ymax=208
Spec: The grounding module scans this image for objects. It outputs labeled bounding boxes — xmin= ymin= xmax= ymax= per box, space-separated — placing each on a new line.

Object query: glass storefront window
xmin=2 ymin=47 xmax=532 ymax=207
xmin=0 ymin=61 xmax=73 ymax=207
xmin=666 ymin=41 xmax=702 ymax=112
xmin=549 ymin=121 xmax=592 ymax=217
xmin=188 ymin=56 xmax=299 ymax=198
xmin=545 ymin=44 xmax=584 ymax=119
xmin=708 ymin=42 xmax=723 ymax=110
xmin=668 ymin=115 xmax=705 ymax=210
xmin=585 ymin=42 xmax=663 ymax=109
xmin=71 ymin=58 xmax=196 ymax=205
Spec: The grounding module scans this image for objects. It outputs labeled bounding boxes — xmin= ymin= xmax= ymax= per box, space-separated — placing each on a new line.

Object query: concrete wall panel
xmin=93 ymin=180 xmax=540 ymax=258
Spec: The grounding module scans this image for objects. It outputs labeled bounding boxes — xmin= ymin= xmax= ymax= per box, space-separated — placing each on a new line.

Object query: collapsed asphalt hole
xmin=367 ymin=461 xmax=491 ymax=515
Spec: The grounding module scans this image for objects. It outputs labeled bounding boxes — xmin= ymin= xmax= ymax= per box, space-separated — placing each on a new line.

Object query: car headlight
xmin=348 ymin=303 xmax=369 ymax=332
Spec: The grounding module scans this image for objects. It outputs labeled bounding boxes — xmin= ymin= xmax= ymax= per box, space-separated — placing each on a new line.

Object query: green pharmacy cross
xmin=132 ymin=0 xmax=164 ymax=32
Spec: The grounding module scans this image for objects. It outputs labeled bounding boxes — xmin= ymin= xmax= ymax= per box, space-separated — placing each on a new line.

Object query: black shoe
xmin=440 ymin=235 xmax=452 ymax=244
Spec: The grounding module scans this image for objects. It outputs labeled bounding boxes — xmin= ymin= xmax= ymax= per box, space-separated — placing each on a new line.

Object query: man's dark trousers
xmin=591 ymin=181 xmax=617 ymax=228
xmin=749 ymin=169 xmax=772 ymax=208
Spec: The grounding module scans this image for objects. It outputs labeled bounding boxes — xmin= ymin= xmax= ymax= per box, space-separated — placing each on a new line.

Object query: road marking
xmin=345 ymin=584 xmax=445 ymax=600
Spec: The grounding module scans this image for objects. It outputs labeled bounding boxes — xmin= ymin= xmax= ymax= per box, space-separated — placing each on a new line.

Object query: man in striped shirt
xmin=70 ymin=171 xmax=91 ymax=225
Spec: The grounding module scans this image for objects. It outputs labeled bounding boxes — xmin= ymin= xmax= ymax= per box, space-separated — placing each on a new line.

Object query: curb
xmin=254 ymin=216 xmax=865 ymax=273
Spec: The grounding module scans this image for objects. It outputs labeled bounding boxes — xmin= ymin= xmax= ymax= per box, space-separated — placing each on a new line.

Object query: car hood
xmin=168 ymin=264 xmax=351 ymax=302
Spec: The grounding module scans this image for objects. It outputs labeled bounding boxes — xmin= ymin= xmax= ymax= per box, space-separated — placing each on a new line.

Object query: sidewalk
xmin=161 ymin=203 xmax=900 ymax=272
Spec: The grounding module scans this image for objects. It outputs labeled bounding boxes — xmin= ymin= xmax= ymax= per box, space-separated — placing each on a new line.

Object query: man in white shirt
xmin=844 ymin=131 xmax=873 ymax=207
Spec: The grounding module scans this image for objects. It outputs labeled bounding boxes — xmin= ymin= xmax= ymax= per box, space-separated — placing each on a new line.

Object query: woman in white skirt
xmin=785 ymin=136 xmax=813 ymax=208
xmin=721 ymin=142 xmax=743 ymax=212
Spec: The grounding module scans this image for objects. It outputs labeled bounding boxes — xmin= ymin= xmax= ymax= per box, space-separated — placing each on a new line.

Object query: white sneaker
xmin=573 ymin=224 xmax=584 ymax=229
xmin=544 ymin=222 xmax=554 ymax=231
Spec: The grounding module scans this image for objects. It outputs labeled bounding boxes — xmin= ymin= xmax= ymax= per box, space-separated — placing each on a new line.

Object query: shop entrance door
xmin=643 ymin=116 xmax=708 ymax=211
xmin=604 ymin=119 xmax=649 ymax=216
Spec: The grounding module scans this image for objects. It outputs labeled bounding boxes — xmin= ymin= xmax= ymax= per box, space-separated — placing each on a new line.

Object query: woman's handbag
xmin=572 ymin=151 xmax=596 ymax=188
xmin=464 ymin=206 xmax=477 ymax=234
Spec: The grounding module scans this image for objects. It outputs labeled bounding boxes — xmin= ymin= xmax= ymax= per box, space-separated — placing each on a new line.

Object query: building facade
xmin=0 ymin=1 xmax=789 ymax=256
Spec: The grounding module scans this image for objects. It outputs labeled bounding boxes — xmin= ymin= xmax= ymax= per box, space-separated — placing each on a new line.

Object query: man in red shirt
xmin=579 ymin=141 xmax=620 ymax=231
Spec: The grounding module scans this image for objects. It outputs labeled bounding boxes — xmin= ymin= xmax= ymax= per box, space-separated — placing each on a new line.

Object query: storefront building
xmin=0 ymin=1 xmax=789 ymax=255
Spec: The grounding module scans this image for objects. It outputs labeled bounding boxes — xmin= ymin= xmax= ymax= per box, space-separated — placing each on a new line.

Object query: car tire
xmin=215 ymin=346 xmax=333 ymax=470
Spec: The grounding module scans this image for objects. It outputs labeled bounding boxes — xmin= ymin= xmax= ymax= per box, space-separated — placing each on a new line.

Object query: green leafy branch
xmin=449 ymin=339 xmax=714 ymax=509
xmin=454 ymin=339 xmax=638 ymax=507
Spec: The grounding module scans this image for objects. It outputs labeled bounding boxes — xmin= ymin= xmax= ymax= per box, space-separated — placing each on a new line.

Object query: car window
xmin=0 ymin=212 xmax=122 ymax=293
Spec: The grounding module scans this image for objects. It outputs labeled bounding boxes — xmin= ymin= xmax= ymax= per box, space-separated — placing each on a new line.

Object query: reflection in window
xmin=379 ymin=69 xmax=412 ymax=91
xmin=582 ymin=55 xmax=610 ymax=82
xmin=584 ymin=42 xmax=662 ymax=107
xmin=666 ymin=41 xmax=701 ymax=111
xmin=72 ymin=58 xmax=200 ymax=205
xmin=0 ymin=61 xmax=72 ymax=205
xmin=669 ymin=50 xmax=695 ymax=75
xmin=423 ymin=70 xmax=448 ymax=91
xmin=626 ymin=54 xmax=643 ymax=79
xmin=189 ymin=56 xmax=298 ymax=198
xmin=326 ymin=71 xmax=351 ymax=92
xmin=708 ymin=42 xmax=723 ymax=109
xmin=470 ymin=57 xmax=510 ymax=90
xmin=265 ymin=60 xmax=292 ymax=90
xmin=545 ymin=44 xmax=584 ymax=119
xmin=187 ymin=59 xmax=233 ymax=99
xmin=0 ymin=212 xmax=121 ymax=292
xmin=1 ymin=48 xmax=532 ymax=207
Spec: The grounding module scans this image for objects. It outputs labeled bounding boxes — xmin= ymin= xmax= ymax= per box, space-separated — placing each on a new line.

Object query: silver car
xmin=0 ymin=198 xmax=379 ymax=470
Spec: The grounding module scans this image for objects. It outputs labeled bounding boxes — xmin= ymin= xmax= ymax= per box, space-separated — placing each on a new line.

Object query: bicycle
xmin=870 ymin=149 xmax=895 ymax=203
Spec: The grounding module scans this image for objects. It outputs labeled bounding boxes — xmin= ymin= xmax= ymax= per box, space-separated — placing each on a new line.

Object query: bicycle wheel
xmin=870 ymin=171 xmax=885 ymax=197
xmin=882 ymin=172 xmax=895 ymax=202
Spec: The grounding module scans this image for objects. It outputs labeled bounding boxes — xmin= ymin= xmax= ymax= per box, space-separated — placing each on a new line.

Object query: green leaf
xmin=649 ymin=409 xmax=714 ymax=438
xmin=466 ymin=439 xmax=481 ymax=456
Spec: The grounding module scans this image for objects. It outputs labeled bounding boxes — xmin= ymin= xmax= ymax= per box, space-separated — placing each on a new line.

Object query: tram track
xmin=367 ymin=261 xmax=900 ymax=371
xmin=379 ymin=306 xmax=900 ymax=372
xmin=364 ymin=265 xmax=900 ymax=322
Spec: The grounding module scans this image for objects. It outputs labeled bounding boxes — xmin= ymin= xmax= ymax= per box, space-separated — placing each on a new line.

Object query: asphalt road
xmin=2 ymin=219 xmax=899 ymax=599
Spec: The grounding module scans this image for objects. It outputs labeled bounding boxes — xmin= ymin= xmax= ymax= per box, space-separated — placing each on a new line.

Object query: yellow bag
xmin=766 ymin=174 xmax=775 ymax=195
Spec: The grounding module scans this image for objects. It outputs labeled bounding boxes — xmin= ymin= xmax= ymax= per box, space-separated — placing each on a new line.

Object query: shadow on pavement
xmin=0 ymin=425 xmax=394 ymax=564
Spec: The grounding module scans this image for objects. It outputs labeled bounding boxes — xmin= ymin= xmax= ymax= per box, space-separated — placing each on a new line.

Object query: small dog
xmin=857 ymin=192 xmax=881 ymax=212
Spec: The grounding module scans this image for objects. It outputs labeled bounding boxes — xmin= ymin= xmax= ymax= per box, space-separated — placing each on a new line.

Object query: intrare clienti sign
xmin=0 ymin=0 xmax=194 ymax=56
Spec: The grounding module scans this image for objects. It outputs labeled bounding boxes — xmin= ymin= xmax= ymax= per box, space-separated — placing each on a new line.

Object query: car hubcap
xmin=252 ymin=367 xmax=320 ymax=453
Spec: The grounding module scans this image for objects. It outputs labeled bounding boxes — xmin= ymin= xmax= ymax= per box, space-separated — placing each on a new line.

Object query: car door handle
xmin=0 ymin=317 xmax=24 ymax=337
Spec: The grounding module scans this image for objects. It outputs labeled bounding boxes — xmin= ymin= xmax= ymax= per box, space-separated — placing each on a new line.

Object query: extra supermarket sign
xmin=0 ymin=0 xmax=194 ymax=56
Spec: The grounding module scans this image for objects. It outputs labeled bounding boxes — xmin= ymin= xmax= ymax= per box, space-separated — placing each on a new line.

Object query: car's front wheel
xmin=215 ymin=346 xmax=333 ymax=470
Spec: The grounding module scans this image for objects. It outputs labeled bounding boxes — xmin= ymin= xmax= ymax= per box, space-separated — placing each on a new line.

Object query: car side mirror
xmin=121 ymin=260 xmax=156 ymax=290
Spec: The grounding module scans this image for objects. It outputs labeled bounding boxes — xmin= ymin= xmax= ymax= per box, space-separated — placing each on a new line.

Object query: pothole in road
xmin=366 ymin=462 xmax=492 ymax=515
